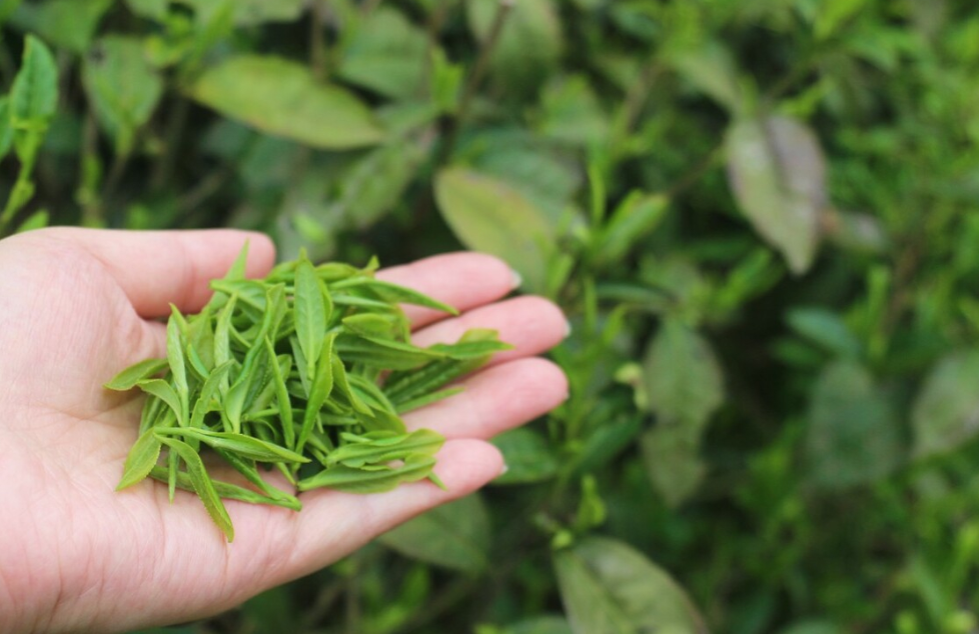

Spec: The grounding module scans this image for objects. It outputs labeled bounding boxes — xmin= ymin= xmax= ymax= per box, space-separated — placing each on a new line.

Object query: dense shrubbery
xmin=3 ymin=0 xmax=979 ymax=632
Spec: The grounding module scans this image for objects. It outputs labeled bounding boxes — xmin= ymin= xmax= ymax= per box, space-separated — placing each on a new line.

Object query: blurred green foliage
xmin=3 ymin=0 xmax=979 ymax=631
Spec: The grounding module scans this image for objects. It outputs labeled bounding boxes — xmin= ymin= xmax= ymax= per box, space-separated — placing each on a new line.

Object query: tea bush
xmin=2 ymin=0 xmax=979 ymax=632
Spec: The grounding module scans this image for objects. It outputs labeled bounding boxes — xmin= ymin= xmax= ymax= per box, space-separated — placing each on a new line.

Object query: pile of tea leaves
xmin=105 ymin=247 xmax=510 ymax=541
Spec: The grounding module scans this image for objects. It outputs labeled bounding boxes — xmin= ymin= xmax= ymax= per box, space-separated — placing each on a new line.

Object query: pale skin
xmin=0 ymin=228 xmax=569 ymax=633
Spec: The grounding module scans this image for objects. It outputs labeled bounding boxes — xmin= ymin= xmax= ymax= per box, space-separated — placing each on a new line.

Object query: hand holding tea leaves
xmin=0 ymin=228 xmax=568 ymax=633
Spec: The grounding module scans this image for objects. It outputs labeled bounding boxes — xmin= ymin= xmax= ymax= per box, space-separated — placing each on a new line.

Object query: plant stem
xmin=310 ymin=0 xmax=328 ymax=81
xmin=151 ymin=96 xmax=190 ymax=193
xmin=437 ymin=0 xmax=513 ymax=165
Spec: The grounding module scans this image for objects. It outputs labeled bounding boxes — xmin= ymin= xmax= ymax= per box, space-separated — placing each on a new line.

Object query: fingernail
xmin=499 ymin=462 xmax=509 ymax=476
xmin=510 ymin=269 xmax=523 ymax=290
xmin=564 ymin=319 xmax=573 ymax=338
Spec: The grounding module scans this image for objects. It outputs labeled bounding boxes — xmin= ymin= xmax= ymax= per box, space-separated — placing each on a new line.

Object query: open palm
xmin=0 ymin=228 xmax=568 ymax=633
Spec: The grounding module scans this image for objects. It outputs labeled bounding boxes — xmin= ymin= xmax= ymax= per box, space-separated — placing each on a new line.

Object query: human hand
xmin=0 ymin=228 xmax=568 ymax=633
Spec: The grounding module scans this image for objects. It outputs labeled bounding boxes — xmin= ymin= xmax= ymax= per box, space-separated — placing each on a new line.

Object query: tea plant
xmin=3 ymin=0 xmax=979 ymax=632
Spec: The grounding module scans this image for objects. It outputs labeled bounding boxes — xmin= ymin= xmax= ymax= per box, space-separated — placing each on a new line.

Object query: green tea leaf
xmin=157 ymin=435 xmax=235 ymax=541
xmin=341 ymin=313 xmax=403 ymax=340
xmin=190 ymin=360 xmax=235 ymax=429
xmin=148 ymin=466 xmax=299 ymax=511
xmin=167 ymin=305 xmax=190 ymax=401
xmin=158 ymin=427 xmax=308 ymax=464
xmin=225 ymin=339 xmax=271 ymax=432
xmin=429 ymin=338 xmax=513 ymax=360
xmin=189 ymin=55 xmax=383 ymax=149
xmin=214 ymin=449 xmax=301 ymax=510
xmin=330 ymin=354 xmax=371 ymax=415
xmin=335 ymin=334 xmax=445 ymax=370
xmin=117 ymin=428 xmax=163 ymax=490
xmin=266 ymin=340 xmax=295 ymax=449
xmin=137 ymin=379 xmax=186 ymax=427
xmin=333 ymin=277 xmax=458 ymax=315
xmin=295 ymin=254 xmax=328 ymax=378
xmin=104 ymin=358 xmax=168 ymax=391
xmin=394 ymin=387 xmax=464 ymax=414
xmin=297 ymin=453 xmax=437 ymax=493
xmin=214 ymin=294 xmax=237 ymax=366
xmin=298 ymin=333 xmax=337 ymax=453
xmin=326 ymin=429 xmax=443 ymax=468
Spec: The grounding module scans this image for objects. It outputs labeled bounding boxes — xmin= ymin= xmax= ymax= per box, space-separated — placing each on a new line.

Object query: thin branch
xmin=438 ymin=0 xmax=514 ymax=164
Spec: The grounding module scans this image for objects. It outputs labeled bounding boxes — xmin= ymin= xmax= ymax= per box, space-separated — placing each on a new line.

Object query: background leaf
xmin=82 ymin=36 xmax=163 ymax=155
xmin=10 ymin=0 xmax=112 ymax=54
xmin=435 ymin=167 xmax=555 ymax=293
xmin=912 ymin=350 xmax=979 ymax=459
xmin=189 ymin=55 xmax=384 ymax=150
xmin=491 ymin=428 xmax=559 ymax=485
xmin=805 ymin=360 xmax=902 ymax=489
xmin=554 ymin=536 xmax=707 ymax=634
xmin=725 ymin=115 xmax=827 ymax=274
xmin=378 ymin=493 xmax=490 ymax=573
xmin=338 ymin=7 xmax=429 ymax=101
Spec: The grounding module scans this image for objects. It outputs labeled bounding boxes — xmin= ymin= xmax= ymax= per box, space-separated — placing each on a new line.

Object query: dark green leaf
xmin=553 ymin=537 xmax=707 ymax=634
xmin=491 ymin=428 xmax=559 ymax=485
xmin=82 ymin=36 xmax=163 ymax=155
xmin=12 ymin=0 xmax=112 ymax=54
xmin=338 ymin=6 xmax=429 ymax=100
xmin=378 ymin=493 xmax=489 ymax=572
xmin=642 ymin=319 xmax=724 ymax=427
xmin=786 ymin=308 xmax=862 ymax=358
xmin=10 ymin=35 xmax=58 ymax=126
xmin=640 ymin=425 xmax=706 ymax=508
xmin=805 ymin=360 xmax=902 ymax=488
